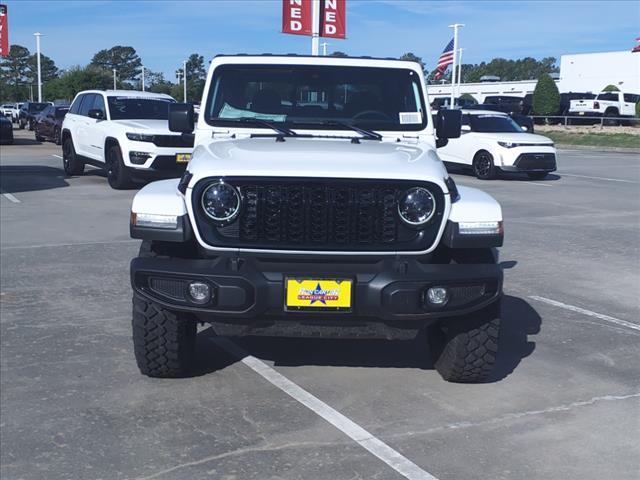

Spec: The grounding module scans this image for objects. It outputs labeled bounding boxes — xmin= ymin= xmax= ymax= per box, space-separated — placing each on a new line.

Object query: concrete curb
xmin=556 ymin=144 xmax=640 ymax=154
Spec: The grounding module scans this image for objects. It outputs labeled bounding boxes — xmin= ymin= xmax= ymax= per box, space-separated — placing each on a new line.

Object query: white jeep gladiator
xmin=61 ymin=90 xmax=194 ymax=189
xmin=129 ymin=55 xmax=505 ymax=383
xmin=569 ymin=91 xmax=639 ymax=125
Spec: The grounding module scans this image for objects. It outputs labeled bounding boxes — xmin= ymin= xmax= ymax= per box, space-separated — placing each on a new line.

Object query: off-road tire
xmin=472 ymin=150 xmax=497 ymax=180
xmin=429 ymin=300 xmax=501 ymax=383
xmin=527 ymin=172 xmax=548 ymax=180
xmin=132 ymin=295 xmax=196 ymax=378
xmin=62 ymin=136 xmax=85 ymax=175
xmin=35 ymin=129 xmax=44 ymax=142
xmin=106 ymin=144 xmax=131 ymax=189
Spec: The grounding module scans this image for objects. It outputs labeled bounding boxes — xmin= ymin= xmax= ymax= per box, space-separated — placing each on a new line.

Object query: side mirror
xmin=169 ymin=103 xmax=195 ymax=133
xmin=88 ymin=109 xmax=104 ymax=120
xmin=435 ymin=109 xmax=462 ymax=140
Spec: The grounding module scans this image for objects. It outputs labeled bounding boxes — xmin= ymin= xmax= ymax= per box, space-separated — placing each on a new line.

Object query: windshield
xmin=29 ymin=103 xmax=49 ymax=113
xmin=470 ymin=114 xmax=522 ymax=133
xmin=107 ymin=97 xmax=174 ymax=120
xmin=205 ymin=64 xmax=427 ymax=131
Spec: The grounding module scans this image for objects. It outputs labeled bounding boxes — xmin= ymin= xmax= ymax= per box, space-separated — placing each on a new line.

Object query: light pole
xmin=448 ymin=23 xmax=464 ymax=108
xmin=112 ymin=69 xmax=117 ymax=90
xmin=33 ymin=32 xmax=43 ymax=102
xmin=183 ymin=60 xmax=187 ymax=102
xmin=321 ymin=42 xmax=330 ymax=56
xmin=141 ymin=66 xmax=145 ymax=92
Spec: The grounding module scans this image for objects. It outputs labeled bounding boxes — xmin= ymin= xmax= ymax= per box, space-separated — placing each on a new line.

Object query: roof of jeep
xmin=210 ymin=54 xmax=423 ymax=69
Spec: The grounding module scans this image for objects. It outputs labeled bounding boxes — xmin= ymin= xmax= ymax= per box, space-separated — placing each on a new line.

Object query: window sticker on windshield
xmin=219 ymin=103 xmax=287 ymax=122
xmin=399 ymin=112 xmax=422 ymax=124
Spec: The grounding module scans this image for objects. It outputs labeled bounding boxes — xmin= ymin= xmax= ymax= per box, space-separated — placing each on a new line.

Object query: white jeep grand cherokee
xmin=129 ymin=55 xmax=505 ymax=383
xmin=61 ymin=90 xmax=194 ymax=189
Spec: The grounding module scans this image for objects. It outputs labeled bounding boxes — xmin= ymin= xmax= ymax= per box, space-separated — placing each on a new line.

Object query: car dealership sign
xmin=282 ymin=0 xmax=313 ymax=36
xmin=282 ymin=0 xmax=346 ymax=39
xmin=0 ymin=4 xmax=9 ymax=57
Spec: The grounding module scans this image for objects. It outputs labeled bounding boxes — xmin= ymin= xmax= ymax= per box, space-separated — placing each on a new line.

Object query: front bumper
xmin=131 ymin=253 xmax=502 ymax=333
xmin=128 ymin=155 xmax=188 ymax=180
xmin=500 ymin=152 xmax=557 ymax=173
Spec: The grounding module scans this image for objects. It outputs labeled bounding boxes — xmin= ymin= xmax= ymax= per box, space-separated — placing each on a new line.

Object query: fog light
xmin=129 ymin=151 xmax=152 ymax=165
xmin=188 ymin=282 xmax=211 ymax=304
xmin=426 ymin=287 xmax=448 ymax=307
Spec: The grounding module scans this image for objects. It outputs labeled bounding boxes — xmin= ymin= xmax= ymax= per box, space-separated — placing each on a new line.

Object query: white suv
xmin=128 ymin=55 xmax=506 ymax=383
xmin=61 ymin=90 xmax=194 ymax=189
xmin=438 ymin=109 xmax=556 ymax=180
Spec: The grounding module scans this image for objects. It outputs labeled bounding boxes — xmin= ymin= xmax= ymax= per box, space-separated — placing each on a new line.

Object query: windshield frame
xmin=203 ymin=63 xmax=429 ymax=133
xmin=106 ymin=95 xmax=175 ymax=121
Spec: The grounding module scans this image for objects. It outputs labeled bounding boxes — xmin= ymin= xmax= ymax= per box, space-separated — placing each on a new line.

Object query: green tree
xmin=43 ymin=65 xmax=113 ymax=102
xmin=636 ymin=101 xmax=640 ymax=118
xmin=399 ymin=52 xmax=425 ymax=71
xmin=0 ymin=44 xmax=32 ymax=100
xmin=145 ymin=71 xmax=174 ymax=95
xmin=27 ymin=53 xmax=59 ymax=86
xmin=602 ymin=84 xmax=620 ymax=92
xmin=90 ymin=46 xmax=142 ymax=82
xmin=532 ymin=73 xmax=560 ymax=116
xmin=330 ymin=51 xmax=348 ymax=57
xmin=185 ymin=53 xmax=206 ymax=102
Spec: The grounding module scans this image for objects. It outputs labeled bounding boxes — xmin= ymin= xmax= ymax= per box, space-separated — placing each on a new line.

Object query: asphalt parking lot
xmin=1 ymin=129 xmax=639 ymax=480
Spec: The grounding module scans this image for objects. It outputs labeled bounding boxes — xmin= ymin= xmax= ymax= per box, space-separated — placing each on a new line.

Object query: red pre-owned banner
xmin=282 ymin=0 xmax=312 ymax=36
xmin=0 ymin=4 xmax=9 ymax=57
xmin=320 ymin=0 xmax=346 ymax=39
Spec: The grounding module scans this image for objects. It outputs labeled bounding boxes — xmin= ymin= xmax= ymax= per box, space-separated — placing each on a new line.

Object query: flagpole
xmin=448 ymin=23 xmax=464 ymax=108
xmin=456 ymin=48 xmax=464 ymax=99
xmin=311 ymin=0 xmax=320 ymax=56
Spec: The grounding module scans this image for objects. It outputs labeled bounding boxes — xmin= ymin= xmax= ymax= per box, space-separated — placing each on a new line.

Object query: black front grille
xmin=514 ymin=153 xmax=557 ymax=171
xmin=193 ymin=178 xmax=445 ymax=252
xmin=152 ymin=134 xmax=194 ymax=148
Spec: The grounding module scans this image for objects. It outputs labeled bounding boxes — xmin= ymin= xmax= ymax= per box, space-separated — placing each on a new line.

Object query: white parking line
xmin=0 ymin=189 xmax=20 ymax=203
xmin=529 ymin=295 xmax=640 ymax=332
xmin=558 ymin=173 xmax=638 ymax=184
xmin=523 ymin=182 xmax=553 ymax=187
xmin=214 ymin=338 xmax=439 ymax=480
xmin=52 ymin=154 xmax=63 ymax=159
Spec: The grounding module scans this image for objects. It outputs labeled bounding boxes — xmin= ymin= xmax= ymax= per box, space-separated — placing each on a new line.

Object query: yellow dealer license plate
xmin=176 ymin=153 xmax=192 ymax=163
xmin=285 ymin=278 xmax=352 ymax=311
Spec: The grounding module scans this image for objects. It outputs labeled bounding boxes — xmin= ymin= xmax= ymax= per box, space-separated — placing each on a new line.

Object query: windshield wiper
xmin=320 ymin=120 xmax=382 ymax=141
xmin=235 ymin=117 xmax=298 ymax=137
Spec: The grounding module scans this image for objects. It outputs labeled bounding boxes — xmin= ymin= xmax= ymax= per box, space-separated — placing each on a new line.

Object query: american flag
xmin=434 ymin=38 xmax=455 ymax=80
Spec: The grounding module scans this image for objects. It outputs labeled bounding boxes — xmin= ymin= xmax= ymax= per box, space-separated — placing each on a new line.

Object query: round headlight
xmin=398 ymin=187 xmax=436 ymax=226
xmin=201 ymin=181 xmax=241 ymax=222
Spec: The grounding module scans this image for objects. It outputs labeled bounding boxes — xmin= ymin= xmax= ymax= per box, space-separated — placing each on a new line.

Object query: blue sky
xmin=5 ymin=0 xmax=639 ymax=79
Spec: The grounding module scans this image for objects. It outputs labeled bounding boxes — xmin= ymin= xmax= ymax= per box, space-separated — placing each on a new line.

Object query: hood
xmin=110 ymin=119 xmax=171 ymax=133
xmin=474 ymin=132 xmax=553 ymax=143
xmin=187 ymin=137 xmax=449 ymax=185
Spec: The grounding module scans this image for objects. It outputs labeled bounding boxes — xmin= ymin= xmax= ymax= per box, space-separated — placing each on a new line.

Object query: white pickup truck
xmin=569 ymin=91 xmax=639 ymax=125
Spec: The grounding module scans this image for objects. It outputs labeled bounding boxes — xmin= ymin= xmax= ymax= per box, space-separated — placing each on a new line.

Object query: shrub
xmin=458 ymin=93 xmax=477 ymax=104
xmin=636 ymin=101 xmax=640 ymax=118
xmin=532 ymin=73 xmax=560 ymax=116
xmin=602 ymin=84 xmax=620 ymax=92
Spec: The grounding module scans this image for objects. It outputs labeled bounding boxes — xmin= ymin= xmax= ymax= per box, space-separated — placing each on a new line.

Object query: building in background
xmin=427 ymin=50 xmax=640 ymax=103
